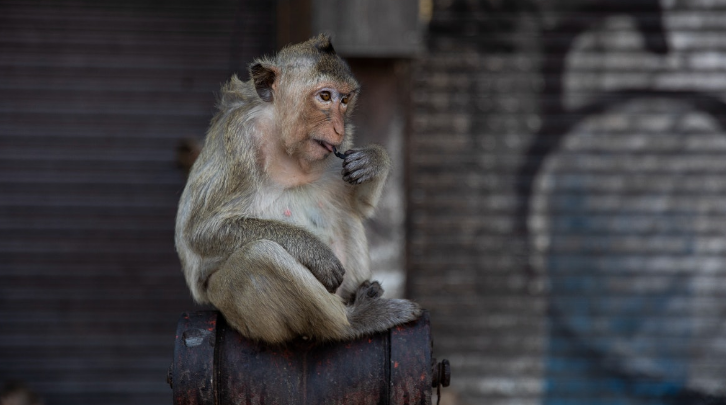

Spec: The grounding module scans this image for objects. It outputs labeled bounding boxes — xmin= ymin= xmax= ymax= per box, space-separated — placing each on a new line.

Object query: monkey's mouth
xmin=315 ymin=139 xmax=336 ymax=154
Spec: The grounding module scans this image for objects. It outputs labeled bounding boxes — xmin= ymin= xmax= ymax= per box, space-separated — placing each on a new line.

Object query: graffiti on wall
xmin=517 ymin=1 xmax=726 ymax=403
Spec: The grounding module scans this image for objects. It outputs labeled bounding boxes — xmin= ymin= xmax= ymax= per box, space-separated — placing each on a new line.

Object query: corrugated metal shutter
xmin=312 ymin=0 xmax=424 ymax=57
xmin=410 ymin=1 xmax=726 ymax=404
xmin=0 ymin=1 xmax=274 ymax=403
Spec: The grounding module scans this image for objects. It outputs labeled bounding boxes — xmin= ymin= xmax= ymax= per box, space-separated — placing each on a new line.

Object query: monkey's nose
xmin=333 ymin=119 xmax=344 ymax=136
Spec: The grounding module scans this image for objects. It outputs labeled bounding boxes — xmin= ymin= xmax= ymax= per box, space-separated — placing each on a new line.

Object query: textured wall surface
xmin=409 ymin=1 xmax=726 ymax=404
xmin=0 ymin=2 xmax=408 ymax=404
xmin=5 ymin=0 xmax=726 ymax=404
xmin=0 ymin=1 xmax=275 ymax=403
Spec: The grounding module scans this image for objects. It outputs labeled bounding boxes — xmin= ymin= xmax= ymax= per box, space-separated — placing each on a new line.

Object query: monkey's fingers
xmin=342 ymin=154 xmax=370 ymax=176
xmin=343 ymin=166 xmax=375 ymax=184
xmin=342 ymin=157 xmax=367 ymax=172
xmin=342 ymin=150 xmax=366 ymax=163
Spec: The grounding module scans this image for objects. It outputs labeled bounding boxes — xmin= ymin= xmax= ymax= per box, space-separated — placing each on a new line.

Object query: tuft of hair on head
xmin=311 ymin=33 xmax=336 ymax=55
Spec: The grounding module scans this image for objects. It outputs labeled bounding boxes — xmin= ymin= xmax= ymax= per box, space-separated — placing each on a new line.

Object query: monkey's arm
xmin=341 ymin=144 xmax=390 ymax=218
xmin=190 ymin=217 xmax=345 ymax=293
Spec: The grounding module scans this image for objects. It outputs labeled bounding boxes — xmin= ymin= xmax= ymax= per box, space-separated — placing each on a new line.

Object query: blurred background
xmin=2 ymin=0 xmax=726 ymax=404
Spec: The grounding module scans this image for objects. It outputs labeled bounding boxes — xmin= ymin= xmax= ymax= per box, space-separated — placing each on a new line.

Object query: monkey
xmin=174 ymin=34 xmax=421 ymax=344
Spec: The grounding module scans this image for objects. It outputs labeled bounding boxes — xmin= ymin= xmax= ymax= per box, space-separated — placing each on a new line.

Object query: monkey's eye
xmin=319 ymin=91 xmax=332 ymax=102
xmin=341 ymin=95 xmax=349 ymax=105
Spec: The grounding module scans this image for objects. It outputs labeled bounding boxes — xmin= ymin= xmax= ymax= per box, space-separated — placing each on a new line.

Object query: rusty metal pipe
xmin=169 ymin=311 xmax=449 ymax=405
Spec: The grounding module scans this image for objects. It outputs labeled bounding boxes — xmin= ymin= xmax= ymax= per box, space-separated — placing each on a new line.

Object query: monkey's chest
xmin=259 ymin=193 xmax=348 ymax=265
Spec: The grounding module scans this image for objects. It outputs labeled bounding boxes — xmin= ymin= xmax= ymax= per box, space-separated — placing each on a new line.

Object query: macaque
xmin=175 ymin=34 xmax=421 ymax=344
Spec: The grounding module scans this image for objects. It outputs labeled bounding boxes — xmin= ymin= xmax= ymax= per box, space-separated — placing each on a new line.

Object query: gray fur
xmin=175 ymin=35 xmax=421 ymax=344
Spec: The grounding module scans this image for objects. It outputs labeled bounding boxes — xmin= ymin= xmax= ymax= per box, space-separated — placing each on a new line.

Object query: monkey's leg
xmin=206 ymin=239 xmax=352 ymax=344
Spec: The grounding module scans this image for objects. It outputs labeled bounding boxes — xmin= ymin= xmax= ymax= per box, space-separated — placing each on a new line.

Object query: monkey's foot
xmin=352 ymin=280 xmax=384 ymax=305
xmin=348 ymin=296 xmax=422 ymax=338
xmin=385 ymin=299 xmax=423 ymax=325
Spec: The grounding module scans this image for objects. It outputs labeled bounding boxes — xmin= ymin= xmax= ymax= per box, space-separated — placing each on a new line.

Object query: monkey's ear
xmin=250 ymin=63 xmax=277 ymax=102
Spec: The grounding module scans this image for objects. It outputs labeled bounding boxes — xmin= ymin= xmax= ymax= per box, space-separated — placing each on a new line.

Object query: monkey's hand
xmin=285 ymin=234 xmax=346 ymax=293
xmin=206 ymin=218 xmax=346 ymax=293
xmin=341 ymin=144 xmax=390 ymax=185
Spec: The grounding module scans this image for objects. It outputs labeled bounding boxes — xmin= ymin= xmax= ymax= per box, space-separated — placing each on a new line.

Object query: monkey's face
xmin=289 ymin=82 xmax=357 ymax=163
